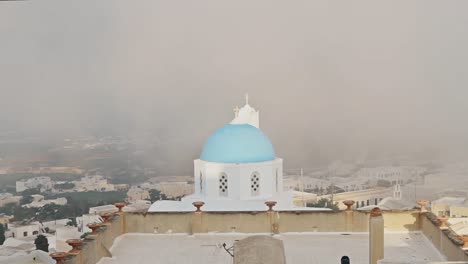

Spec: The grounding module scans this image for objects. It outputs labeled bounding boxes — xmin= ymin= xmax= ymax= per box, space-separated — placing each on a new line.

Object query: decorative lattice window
xmin=219 ymin=173 xmax=228 ymax=196
xmin=251 ymin=172 xmax=260 ymax=196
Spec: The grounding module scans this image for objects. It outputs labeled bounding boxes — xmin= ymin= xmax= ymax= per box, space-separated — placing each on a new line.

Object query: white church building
xmin=148 ymin=97 xmax=327 ymax=212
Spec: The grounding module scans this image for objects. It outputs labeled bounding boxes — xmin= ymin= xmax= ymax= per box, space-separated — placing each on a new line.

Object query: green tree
xmin=66 ymin=217 xmax=77 ymax=227
xmin=54 ymin=182 xmax=75 ymax=190
xmin=20 ymin=195 xmax=34 ymax=205
xmin=307 ymin=198 xmax=340 ymax=212
xmin=325 ymin=184 xmax=344 ymax=195
xmin=0 ymin=203 xmax=17 ymax=216
xmin=376 ymin=180 xmax=392 ymax=188
xmin=0 ymin=224 xmax=5 ymax=245
xmin=19 ymin=187 xmax=40 ymax=196
xmin=149 ymin=189 xmax=161 ymax=202
xmin=34 ymin=234 xmax=49 ymax=252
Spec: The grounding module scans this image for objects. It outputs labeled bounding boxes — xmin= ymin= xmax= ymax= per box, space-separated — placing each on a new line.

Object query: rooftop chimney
xmin=416 ymin=200 xmax=428 ymax=213
xmin=369 ymin=207 xmax=384 ymax=264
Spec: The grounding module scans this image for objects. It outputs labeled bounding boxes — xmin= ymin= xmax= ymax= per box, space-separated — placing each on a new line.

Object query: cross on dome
xmin=233 ymin=106 xmax=240 ymax=117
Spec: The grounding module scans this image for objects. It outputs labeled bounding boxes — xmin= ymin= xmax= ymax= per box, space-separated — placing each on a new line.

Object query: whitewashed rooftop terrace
xmin=98 ymin=232 xmax=445 ymax=264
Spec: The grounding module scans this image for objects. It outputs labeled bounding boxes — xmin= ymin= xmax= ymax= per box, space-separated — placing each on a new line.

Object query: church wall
xmin=194 ymin=160 xmax=202 ymax=195
xmin=125 ymin=212 xmax=193 ymax=234
xmin=204 ymin=162 xmax=240 ymax=199
xmin=193 ymin=159 xmax=283 ymax=201
xmin=122 ymin=210 xmax=420 ymax=234
xmin=381 ymin=211 xmax=419 ymax=231
xmin=65 ymin=210 xmax=468 ymax=264
xmin=272 ymin=211 xmax=416 ymax=233
xmin=239 ymin=163 xmax=272 ymax=199
xmin=276 ymin=160 xmax=284 ymax=193
xmin=193 ymin=212 xmax=272 ymax=233
xmin=277 ymin=211 xmax=352 ymax=232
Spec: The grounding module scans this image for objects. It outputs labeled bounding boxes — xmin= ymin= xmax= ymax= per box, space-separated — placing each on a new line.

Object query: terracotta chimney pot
xmin=265 ymin=201 xmax=277 ymax=211
xmin=437 ymin=216 xmax=449 ymax=229
xmin=461 ymin=235 xmax=468 ymax=250
xmin=369 ymin=207 xmax=384 ymax=264
xmin=100 ymin=212 xmax=113 ymax=224
xmin=370 ymin=207 xmax=382 ymax=217
xmin=50 ymin=252 xmax=68 ymax=264
xmin=114 ymin=202 xmax=126 ymax=213
xmin=87 ymin=223 xmax=103 ymax=235
xmin=343 ymin=200 xmax=355 ymax=211
xmin=416 ymin=200 xmax=429 ymax=212
xmin=66 ymin=239 xmax=83 ymax=254
xmin=192 ymin=201 xmax=205 ymax=212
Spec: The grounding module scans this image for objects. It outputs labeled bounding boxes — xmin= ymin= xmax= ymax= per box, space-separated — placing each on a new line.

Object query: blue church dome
xmin=200 ymin=124 xmax=275 ymax=163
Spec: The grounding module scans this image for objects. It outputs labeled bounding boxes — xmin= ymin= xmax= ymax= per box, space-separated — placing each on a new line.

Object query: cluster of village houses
xmin=0 ymin=165 xmax=468 ymax=261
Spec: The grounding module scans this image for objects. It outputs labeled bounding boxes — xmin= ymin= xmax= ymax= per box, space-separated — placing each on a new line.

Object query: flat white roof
xmin=98 ymin=232 xmax=445 ymax=264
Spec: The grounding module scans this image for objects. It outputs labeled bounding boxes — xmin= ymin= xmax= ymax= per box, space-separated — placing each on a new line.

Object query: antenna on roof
xmin=245 ymin=93 xmax=249 ymax=105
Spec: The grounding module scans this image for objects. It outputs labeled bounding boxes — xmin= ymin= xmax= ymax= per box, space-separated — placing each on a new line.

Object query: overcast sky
xmin=2 ymin=1 xmax=468 ymax=168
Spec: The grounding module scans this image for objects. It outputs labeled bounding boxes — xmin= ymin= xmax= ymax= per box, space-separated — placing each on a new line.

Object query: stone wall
xmin=420 ymin=212 xmax=468 ymax=262
xmin=61 ymin=213 xmax=124 ymax=264
xmin=58 ymin=209 xmax=467 ymax=264
xmin=124 ymin=210 xmax=419 ymax=234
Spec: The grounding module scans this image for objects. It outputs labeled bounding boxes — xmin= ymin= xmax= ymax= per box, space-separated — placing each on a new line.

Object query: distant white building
xmin=449 ymin=220 xmax=468 ymax=236
xmin=151 ymin=182 xmax=193 ymax=198
xmin=88 ymin=202 xmax=151 ymax=216
xmin=0 ymin=232 xmax=57 ymax=262
xmin=432 ymin=197 xmax=468 ymax=217
xmin=88 ymin=205 xmax=118 ymax=215
xmin=21 ymin=195 xmax=67 ymax=208
xmin=73 ymin=175 xmax=115 ymax=192
xmin=127 ymin=187 xmax=150 ymax=202
xmin=357 ymin=196 xmax=414 ymax=211
xmin=0 ymin=193 xmax=22 ymax=207
xmin=114 ymin=184 xmax=130 ymax=191
xmin=16 ymin=177 xmax=53 ymax=193
xmin=283 ymin=176 xmax=332 ymax=192
xmin=0 ymin=249 xmax=54 ymax=264
xmin=8 ymin=223 xmax=42 ymax=238
xmin=55 ymin=226 xmax=82 ymax=252
xmin=352 ymin=166 xmax=425 ymax=186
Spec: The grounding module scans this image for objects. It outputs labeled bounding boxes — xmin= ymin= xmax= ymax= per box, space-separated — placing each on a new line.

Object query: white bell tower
xmin=230 ymin=94 xmax=259 ymax=128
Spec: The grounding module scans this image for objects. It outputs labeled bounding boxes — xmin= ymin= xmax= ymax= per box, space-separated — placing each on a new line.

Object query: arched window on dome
xmin=251 ymin=172 xmax=260 ymax=196
xmin=219 ymin=173 xmax=228 ymax=197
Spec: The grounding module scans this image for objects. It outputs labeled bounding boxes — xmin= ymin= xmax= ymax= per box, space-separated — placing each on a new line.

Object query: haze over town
xmin=1 ymin=2 xmax=468 ymax=263
xmin=2 ymin=1 xmax=468 ymax=174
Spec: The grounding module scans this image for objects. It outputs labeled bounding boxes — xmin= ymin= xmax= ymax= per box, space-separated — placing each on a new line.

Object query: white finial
xmin=245 ymin=93 xmax=249 ymax=105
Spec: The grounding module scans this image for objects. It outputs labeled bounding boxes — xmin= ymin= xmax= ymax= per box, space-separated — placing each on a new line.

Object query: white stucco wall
xmin=10 ymin=224 xmax=41 ymax=238
xmin=194 ymin=158 xmax=283 ymax=200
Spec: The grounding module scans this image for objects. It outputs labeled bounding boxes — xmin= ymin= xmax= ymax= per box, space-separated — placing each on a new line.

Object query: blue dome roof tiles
xmin=200 ymin=124 xmax=275 ymax=163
